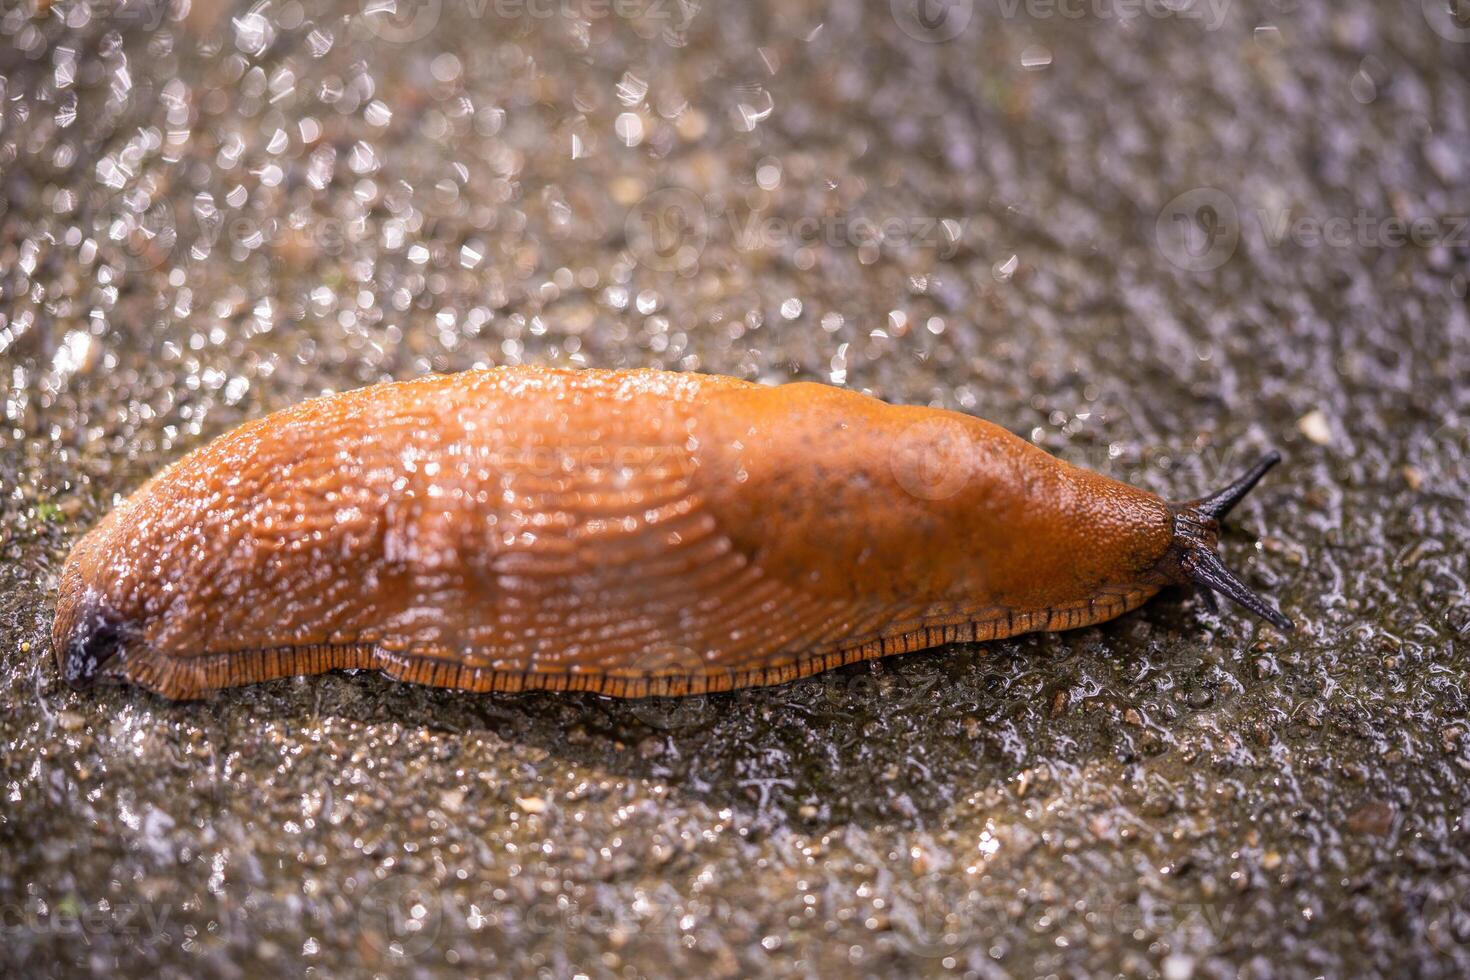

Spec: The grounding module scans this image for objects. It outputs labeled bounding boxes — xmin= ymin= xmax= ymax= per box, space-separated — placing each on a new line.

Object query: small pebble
xmin=1347 ymin=800 xmax=1396 ymax=837
xmin=1297 ymin=410 xmax=1332 ymax=445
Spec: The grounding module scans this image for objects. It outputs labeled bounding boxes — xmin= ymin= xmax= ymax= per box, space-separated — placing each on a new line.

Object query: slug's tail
xmin=1166 ymin=451 xmax=1294 ymax=631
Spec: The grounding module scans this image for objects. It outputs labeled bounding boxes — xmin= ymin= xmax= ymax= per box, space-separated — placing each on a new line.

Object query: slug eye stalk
xmin=1170 ymin=452 xmax=1294 ymax=632
xmin=1193 ymin=451 xmax=1283 ymax=523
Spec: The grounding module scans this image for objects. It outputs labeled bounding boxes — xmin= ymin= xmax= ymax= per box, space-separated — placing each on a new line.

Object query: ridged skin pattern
xmin=53 ymin=368 xmax=1177 ymax=699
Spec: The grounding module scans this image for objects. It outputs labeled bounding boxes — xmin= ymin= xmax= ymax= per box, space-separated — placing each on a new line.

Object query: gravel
xmin=2 ymin=0 xmax=1469 ymax=975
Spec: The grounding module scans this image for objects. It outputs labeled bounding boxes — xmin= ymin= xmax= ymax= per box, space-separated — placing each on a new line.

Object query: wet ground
xmin=2 ymin=0 xmax=1469 ymax=975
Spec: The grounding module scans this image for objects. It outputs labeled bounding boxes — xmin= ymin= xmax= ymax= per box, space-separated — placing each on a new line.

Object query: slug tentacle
xmin=1191 ymin=450 xmax=1283 ymax=522
xmin=1165 ymin=452 xmax=1294 ymax=631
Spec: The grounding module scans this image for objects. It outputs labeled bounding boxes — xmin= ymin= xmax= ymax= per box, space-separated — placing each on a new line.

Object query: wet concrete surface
xmin=2 ymin=0 xmax=1469 ymax=975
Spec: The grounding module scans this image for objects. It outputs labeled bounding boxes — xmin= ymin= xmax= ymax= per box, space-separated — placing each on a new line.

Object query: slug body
xmin=54 ymin=367 xmax=1290 ymax=699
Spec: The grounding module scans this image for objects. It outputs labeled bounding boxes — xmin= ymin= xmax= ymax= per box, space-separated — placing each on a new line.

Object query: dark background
xmin=2 ymin=0 xmax=1468 ymax=975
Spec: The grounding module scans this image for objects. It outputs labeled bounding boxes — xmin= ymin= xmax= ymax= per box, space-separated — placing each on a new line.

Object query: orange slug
xmin=53 ymin=367 xmax=1291 ymax=700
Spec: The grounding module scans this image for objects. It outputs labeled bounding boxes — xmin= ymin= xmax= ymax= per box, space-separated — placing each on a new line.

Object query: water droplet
xmin=1021 ymin=46 xmax=1053 ymax=70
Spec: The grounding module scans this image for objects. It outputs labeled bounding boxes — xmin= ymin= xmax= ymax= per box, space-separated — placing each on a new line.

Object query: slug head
xmin=1158 ymin=451 xmax=1294 ymax=631
xmin=53 ymin=592 xmax=132 ymax=689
